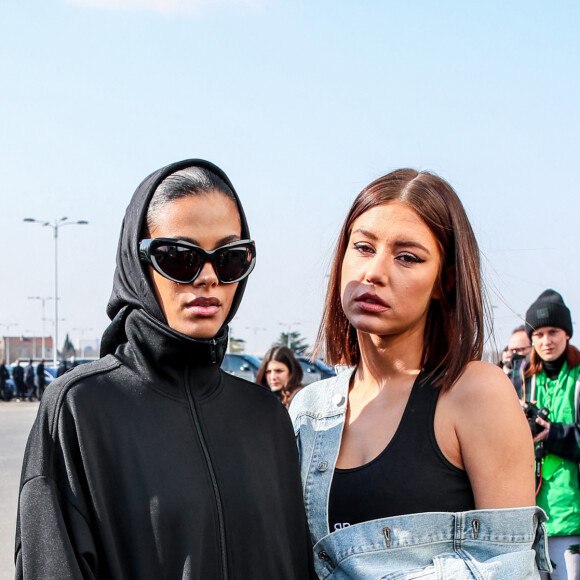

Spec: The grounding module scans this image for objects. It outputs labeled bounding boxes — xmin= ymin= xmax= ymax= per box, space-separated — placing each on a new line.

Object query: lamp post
xmin=1 ymin=323 xmax=18 ymax=364
xmin=245 ymin=326 xmax=266 ymax=355
xmin=279 ymin=322 xmax=300 ymax=348
xmin=24 ymin=217 xmax=88 ymax=366
xmin=27 ymin=296 xmax=53 ymax=359
xmin=23 ymin=330 xmax=36 ymax=359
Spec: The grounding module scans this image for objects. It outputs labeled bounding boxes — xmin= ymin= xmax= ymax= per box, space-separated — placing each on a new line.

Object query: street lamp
xmin=27 ymin=296 xmax=53 ymax=359
xmin=23 ymin=330 xmax=36 ymax=359
xmin=279 ymin=322 xmax=300 ymax=348
xmin=245 ymin=326 xmax=266 ymax=354
xmin=24 ymin=217 xmax=88 ymax=366
xmin=0 ymin=322 xmax=18 ymax=364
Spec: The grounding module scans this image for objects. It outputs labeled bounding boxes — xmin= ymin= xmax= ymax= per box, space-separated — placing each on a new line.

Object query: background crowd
xmin=500 ymin=290 xmax=580 ymax=579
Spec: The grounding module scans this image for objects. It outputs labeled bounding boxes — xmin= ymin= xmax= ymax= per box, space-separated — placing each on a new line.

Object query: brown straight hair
xmin=315 ymin=169 xmax=486 ymax=392
xmin=525 ymin=342 xmax=580 ymax=377
xmin=256 ymin=346 xmax=304 ymax=405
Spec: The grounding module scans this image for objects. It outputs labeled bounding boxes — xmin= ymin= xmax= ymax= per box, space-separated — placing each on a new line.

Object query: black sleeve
xmin=15 ymin=477 xmax=97 ymax=579
xmin=544 ymin=421 xmax=580 ymax=463
xmin=15 ymin=389 xmax=99 ymax=579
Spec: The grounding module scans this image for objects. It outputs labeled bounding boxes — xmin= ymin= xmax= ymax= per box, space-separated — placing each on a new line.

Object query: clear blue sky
xmin=1 ymin=0 xmax=579 ymax=357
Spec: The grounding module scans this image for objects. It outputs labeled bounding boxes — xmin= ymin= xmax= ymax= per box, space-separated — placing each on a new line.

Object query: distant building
xmin=0 ymin=336 xmax=54 ymax=364
xmin=77 ymin=338 xmax=100 ymax=359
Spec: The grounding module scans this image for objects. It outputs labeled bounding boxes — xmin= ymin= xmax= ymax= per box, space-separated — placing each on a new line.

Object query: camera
xmin=509 ymin=353 xmax=526 ymax=372
xmin=523 ymin=402 xmax=550 ymax=437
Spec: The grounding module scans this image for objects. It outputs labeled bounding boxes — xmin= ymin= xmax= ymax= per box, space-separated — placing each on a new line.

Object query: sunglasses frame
xmin=139 ymin=238 xmax=256 ymax=284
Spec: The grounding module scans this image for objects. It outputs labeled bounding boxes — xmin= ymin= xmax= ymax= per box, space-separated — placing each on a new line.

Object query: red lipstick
xmin=186 ymin=297 xmax=221 ymax=317
xmin=354 ymin=292 xmax=389 ymax=313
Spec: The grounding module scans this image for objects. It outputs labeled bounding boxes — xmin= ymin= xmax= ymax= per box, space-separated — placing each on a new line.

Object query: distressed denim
xmin=289 ymin=369 xmax=551 ymax=579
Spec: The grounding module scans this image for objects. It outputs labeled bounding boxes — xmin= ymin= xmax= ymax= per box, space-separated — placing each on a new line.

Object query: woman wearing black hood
xmin=15 ymin=160 xmax=314 ymax=579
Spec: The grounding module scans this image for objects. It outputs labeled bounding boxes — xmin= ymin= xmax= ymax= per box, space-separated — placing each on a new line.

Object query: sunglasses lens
xmin=153 ymin=244 xmax=202 ymax=283
xmin=215 ymin=245 xmax=254 ymax=282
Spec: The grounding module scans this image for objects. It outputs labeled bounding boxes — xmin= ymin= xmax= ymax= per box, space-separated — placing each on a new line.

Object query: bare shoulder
xmin=446 ymin=360 xmax=520 ymax=412
xmin=443 ymin=362 xmax=535 ymax=508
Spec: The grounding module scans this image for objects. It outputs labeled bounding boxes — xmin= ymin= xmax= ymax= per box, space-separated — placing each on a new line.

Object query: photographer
xmin=505 ymin=325 xmax=533 ymax=398
xmin=524 ymin=289 xmax=580 ymax=579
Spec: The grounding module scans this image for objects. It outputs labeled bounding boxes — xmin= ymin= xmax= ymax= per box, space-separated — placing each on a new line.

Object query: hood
xmin=101 ymin=159 xmax=252 ymax=356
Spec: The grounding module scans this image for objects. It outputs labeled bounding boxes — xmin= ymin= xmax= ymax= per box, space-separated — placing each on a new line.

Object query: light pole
xmin=24 ymin=217 xmax=88 ymax=366
xmin=24 ymin=330 xmax=35 ymax=359
xmin=1 ymin=323 xmax=18 ymax=364
xmin=27 ymin=296 xmax=53 ymax=359
xmin=245 ymin=326 xmax=266 ymax=354
xmin=279 ymin=322 xmax=300 ymax=349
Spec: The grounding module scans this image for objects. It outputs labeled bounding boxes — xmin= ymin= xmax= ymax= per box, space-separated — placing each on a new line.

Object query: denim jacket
xmin=289 ymin=368 xmax=551 ymax=579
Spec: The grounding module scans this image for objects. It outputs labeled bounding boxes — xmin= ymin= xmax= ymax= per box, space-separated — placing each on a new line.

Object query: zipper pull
xmin=209 ymin=339 xmax=217 ymax=364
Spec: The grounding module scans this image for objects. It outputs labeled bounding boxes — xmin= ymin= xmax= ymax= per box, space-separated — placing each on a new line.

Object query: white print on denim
xmin=333 ymin=522 xmax=351 ymax=531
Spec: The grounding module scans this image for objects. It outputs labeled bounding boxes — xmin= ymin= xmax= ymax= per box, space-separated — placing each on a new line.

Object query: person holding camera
xmin=524 ymin=289 xmax=580 ymax=579
xmin=505 ymin=325 xmax=533 ymax=398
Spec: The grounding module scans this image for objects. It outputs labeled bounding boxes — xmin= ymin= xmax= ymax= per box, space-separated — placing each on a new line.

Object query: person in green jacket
xmin=524 ymin=289 xmax=580 ymax=579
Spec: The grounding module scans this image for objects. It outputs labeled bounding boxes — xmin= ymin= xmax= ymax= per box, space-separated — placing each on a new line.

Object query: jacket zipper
xmin=184 ymin=370 xmax=228 ymax=579
xmin=209 ymin=339 xmax=217 ymax=364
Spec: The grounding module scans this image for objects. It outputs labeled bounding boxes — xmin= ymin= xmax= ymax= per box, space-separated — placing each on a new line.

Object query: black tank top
xmin=328 ymin=372 xmax=474 ymax=532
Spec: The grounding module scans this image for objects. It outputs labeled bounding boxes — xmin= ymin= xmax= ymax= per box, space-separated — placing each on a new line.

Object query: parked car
xmin=46 ymin=357 xmax=100 ymax=377
xmin=2 ymin=375 xmax=15 ymax=400
xmin=298 ymin=357 xmax=336 ymax=382
xmin=221 ymin=353 xmax=261 ymax=382
xmin=297 ymin=359 xmax=322 ymax=386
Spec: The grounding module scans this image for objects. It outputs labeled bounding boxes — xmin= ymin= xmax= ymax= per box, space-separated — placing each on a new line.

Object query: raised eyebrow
xmin=351 ymin=227 xmax=378 ymax=241
xmin=216 ymin=234 xmax=242 ymax=246
xmin=350 ymin=229 xmax=431 ymax=255
xmin=176 ymin=234 xmax=242 ymax=247
xmin=391 ymin=240 xmax=431 ymax=255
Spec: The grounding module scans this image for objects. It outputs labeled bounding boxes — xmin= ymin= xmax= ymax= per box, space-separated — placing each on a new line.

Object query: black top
xmin=15 ymin=160 xmax=314 ymax=580
xmin=543 ymin=352 xmax=566 ymax=380
xmin=328 ymin=373 xmax=474 ymax=531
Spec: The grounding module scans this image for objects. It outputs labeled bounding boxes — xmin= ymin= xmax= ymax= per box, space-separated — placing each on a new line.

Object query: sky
xmin=1 ymin=0 xmax=579 ymax=359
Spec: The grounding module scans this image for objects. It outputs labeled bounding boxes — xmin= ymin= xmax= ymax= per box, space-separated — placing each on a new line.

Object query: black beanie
xmin=525 ymin=289 xmax=573 ymax=338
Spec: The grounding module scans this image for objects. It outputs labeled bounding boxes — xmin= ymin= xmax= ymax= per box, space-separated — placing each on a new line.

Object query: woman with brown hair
xmin=256 ymin=346 xmax=304 ymax=407
xmin=290 ymin=169 xmax=550 ymax=578
xmin=524 ymin=289 xmax=580 ymax=579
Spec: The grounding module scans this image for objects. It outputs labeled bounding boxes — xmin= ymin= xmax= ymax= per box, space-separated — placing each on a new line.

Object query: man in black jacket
xmin=0 ymin=361 xmax=9 ymax=400
xmin=36 ymin=359 xmax=46 ymax=400
xmin=23 ymin=359 xmax=35 ymax=401
xmin=12 ymin=360 xmax=25 ymax=400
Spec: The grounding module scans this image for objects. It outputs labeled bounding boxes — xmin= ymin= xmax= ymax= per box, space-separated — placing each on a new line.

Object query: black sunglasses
xmin=139 ymin=238 xmax=256 ymax=284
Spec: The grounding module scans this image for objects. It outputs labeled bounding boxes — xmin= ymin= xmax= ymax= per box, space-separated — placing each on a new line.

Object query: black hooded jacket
xmin=15 ymin=160 xmax=314 ymax=579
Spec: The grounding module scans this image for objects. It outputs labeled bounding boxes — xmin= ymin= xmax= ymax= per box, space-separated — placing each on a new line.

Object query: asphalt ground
xmin=0 ymin=401 xmax=38 ymax=580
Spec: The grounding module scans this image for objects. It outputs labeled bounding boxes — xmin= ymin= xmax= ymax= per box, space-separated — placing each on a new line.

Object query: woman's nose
xmin=193 ymin=260 xmax=219 ymax=287
xmin=365 ymin=255 xmax=388 ymax=285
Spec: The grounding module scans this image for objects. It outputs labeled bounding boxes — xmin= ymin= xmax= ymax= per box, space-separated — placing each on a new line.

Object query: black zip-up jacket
xmin=15 ymin=160 xmax=314 ymax=579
